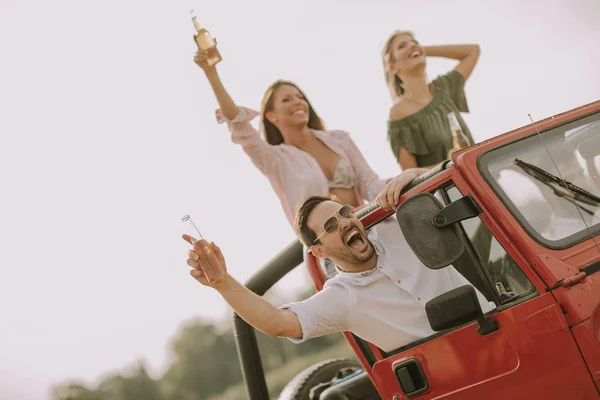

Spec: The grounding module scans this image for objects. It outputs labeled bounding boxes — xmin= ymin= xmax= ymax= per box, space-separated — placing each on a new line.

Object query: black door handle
xmin=394 ymin=359 xmax=429 ymax=397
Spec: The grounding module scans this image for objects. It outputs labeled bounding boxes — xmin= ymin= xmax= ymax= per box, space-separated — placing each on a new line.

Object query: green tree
xmin=51 ymin=287 xmax=348 ymax=400
xmin=122 ymin=363 xmax=163 ymax=400
xmin=51 ymin=362 xmax=163 ymax=400
xmin=161 ymin=319 xmax=242 ymax=400
xmin=50 ymin=383 xmax=101 ymax=400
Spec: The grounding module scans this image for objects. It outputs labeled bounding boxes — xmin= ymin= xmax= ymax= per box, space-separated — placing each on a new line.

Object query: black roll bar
xmin=232 ymin=240 xmax=304 ymax=400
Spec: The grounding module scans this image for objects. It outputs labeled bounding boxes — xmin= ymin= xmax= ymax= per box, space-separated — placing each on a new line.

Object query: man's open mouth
xmin=344 ymin=227 xmax=368 ymax=251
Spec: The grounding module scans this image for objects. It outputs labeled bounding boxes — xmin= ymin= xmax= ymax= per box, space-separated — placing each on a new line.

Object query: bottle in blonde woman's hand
xmin=182 ymin=215 xmax=226 ymax=285
xmin=447 ymin=112 xmax=470 ymax=150
xmin=191 ymin=11 xmax=222 ymax=66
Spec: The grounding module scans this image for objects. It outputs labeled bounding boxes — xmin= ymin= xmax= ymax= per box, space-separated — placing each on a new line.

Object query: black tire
xmin=278 ymin=358 xmax=361 ymax=400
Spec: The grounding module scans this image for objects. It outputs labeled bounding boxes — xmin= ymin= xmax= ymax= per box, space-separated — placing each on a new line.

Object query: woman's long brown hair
xmin=260 ymin=80 xmax=325 ymax=145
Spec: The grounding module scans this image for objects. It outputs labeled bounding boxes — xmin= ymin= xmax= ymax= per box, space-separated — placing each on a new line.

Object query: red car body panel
xmin=305 ymin=100 xmax=600 ymax=399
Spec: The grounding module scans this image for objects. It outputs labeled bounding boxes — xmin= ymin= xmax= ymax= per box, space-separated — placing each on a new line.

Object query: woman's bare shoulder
xmin=389 ymin=101 xmax=410 ymax=121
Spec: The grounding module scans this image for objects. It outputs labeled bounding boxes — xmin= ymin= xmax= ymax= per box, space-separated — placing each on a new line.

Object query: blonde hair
xmin=259 ymin=80 xmax=325 ymax=145
xmin=382 ymin=30 xmax=415 ymax=99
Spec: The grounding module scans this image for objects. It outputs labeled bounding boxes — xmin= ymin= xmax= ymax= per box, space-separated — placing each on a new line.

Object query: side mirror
xmin=426 ymin=285 xmax=498 ymax=335
xmin=395 ymin=193 xmax=464 ymax=269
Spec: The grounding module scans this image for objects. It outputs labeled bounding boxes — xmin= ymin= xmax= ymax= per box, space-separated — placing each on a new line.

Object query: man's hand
xmin=376 ymin=169 xmax=422 ymax=211
xmin=181 ymin=234 xmax=302 ymax=339
xmin=183 ymin=235 xmax=228 ymax=287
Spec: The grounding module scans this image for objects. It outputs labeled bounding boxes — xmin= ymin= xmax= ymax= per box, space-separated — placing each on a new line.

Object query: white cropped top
xmin=327 ymin=158 xmax=357 ymax=189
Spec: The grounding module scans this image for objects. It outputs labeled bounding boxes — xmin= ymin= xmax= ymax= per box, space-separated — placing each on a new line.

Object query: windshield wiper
xmin=514 ymin=158 xmax=600 ymax=215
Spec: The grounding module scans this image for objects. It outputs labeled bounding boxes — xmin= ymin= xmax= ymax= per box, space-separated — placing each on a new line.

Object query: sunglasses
xmin=313 ymin=205 xmax=355 ymax=243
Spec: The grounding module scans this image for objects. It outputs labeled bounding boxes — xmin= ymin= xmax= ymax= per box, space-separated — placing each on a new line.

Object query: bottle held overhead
xmin=191 ymin=10 xmax=222 ymax=66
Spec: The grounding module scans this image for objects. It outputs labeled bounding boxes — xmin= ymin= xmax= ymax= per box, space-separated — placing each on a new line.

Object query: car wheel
xmin=278 ymin=358 xmax=361 ymax=400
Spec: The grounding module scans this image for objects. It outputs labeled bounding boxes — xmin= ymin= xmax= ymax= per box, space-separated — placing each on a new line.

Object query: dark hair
xmin=382 ymin=30 xmax=415 ymax=98
xmin=260 ymin=80 xmax=325 ymax=145
xmin=294 ymin=195 xmax=332 ymax=246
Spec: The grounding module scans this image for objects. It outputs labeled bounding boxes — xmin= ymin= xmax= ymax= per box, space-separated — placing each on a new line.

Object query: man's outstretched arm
xmin=213 ymin=274 xmax=303 ymax=338
xmin=184 ymin=236 xmax=302 ymax=339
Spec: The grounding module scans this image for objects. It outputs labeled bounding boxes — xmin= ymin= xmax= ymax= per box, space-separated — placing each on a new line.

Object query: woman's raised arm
xmin=194 ymin=50 xmax=239 ymax=120
xmin=423 ymin=44 xmax=481 ymax=81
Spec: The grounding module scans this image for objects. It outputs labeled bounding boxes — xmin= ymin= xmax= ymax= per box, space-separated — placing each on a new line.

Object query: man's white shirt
xmin=280 ymin=216 xmax=496 ymax=353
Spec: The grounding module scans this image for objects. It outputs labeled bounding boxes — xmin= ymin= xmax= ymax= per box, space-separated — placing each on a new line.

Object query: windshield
xmin=479 ymin=111 xmax=600 ymax=248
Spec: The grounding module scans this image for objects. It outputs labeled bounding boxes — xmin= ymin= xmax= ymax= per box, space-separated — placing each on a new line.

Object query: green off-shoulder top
xmin=387 ymin=70 xmax=475 ymax=167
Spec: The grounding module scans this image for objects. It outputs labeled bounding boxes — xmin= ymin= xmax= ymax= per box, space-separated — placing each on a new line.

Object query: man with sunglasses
xmin=184 ymin=171 xmax=494 ymax=352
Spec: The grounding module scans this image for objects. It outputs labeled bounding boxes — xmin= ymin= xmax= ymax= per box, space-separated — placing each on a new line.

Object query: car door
xmin=369 ymin=182 xmax=599 ymax=400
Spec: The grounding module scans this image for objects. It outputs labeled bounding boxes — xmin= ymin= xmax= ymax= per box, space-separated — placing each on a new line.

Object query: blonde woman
xmin=383 ymin=31 xmax=481 ymax=169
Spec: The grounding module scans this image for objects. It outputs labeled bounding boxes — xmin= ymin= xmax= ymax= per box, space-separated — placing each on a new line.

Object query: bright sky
xmin=1 ymin=0 xmax=599 ymax=399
